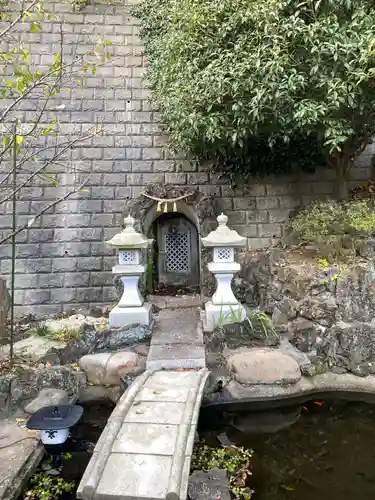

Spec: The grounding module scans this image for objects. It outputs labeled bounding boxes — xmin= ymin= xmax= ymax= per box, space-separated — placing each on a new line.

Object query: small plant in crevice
xmin=316 ymin=258 xmax=344 ymax=285
xmin=244 ymin=308 xmax=277 ymax=341
xmin=32 ymin=323 xmax=81 ymax=343
xmin=215 ymin=306 xmax=277 ymax=341
xmin=22 ymin=473 xmax=75 ymax=500
xmin=31 ymin=324 xmax=54 ymax=339
xmin=191 ymin=443 xmax=254 ymax=500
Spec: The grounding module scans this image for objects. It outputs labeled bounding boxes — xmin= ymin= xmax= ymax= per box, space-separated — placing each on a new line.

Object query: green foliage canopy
xmin=135 ymin=0 xmax=375 ymax=184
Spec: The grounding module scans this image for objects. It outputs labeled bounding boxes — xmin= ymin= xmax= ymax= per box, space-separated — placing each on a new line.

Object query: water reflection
xmin=199 ymin=399 xmax=375 ymax=500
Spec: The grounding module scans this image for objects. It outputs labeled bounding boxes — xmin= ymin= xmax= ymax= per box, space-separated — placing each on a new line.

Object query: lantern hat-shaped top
xmin=26 ymin=405 xmax=83 ymax=430
xmin=106 ymin=215 xmax=149 ymax=249
xmin=201 ymin=213 xmax=246 ymax=247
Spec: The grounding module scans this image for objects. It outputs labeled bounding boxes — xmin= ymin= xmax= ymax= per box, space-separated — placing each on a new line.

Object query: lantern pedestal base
xmin=109 ymin=303 xmax=152 ymax=328
xmin=203 ymin=301 xmax=246 ymax=332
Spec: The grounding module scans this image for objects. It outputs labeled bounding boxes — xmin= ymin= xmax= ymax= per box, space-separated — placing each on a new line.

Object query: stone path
xmin=0 ymin=420 xmax=43 ymax=500
xmin=78 ymin=306 xmax=208 ymax=500
xmin=146 ymin=309 xmax=206 ymax=370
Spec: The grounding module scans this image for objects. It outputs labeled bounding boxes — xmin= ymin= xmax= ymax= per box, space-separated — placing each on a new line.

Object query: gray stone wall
xmin=0 ymin=0 xmax=373 ymax=317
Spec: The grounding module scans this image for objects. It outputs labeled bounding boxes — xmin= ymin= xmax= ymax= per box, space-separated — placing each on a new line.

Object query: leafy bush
xmin=134 ymin=0 xmax=375 ymax=196
xmin=286 ymin=199 xmax=375 ymax=260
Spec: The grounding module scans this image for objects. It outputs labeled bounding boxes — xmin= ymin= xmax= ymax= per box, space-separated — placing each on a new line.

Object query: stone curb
xmin=223 ymin=372 xmax=375 ymax=404
xmin=2 ymin=443 xmax=44 ymax=500
xmin=166 ymin=368 xmax=210 ymax=500
xmin=76 ymin=369 xmax=155 ymax=500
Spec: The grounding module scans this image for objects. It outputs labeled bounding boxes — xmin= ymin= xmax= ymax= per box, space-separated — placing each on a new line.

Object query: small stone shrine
xmin=106 ymin=215 xmax=152 ymax=328
xmin=201 ymin=213 xmax=247 ymax=331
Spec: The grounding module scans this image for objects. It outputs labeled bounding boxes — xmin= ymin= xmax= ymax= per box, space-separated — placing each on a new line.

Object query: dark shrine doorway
xmin=150 ymin=212 xmax=200 ymax=294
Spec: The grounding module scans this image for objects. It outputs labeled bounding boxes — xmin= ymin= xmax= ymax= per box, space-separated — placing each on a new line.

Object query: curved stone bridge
xmin=78 ymin=307 xmax=209 ymax=500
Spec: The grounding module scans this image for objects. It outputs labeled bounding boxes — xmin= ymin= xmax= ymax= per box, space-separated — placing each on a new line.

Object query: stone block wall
xmin=0 ymin=0 xmax=373 ymax=317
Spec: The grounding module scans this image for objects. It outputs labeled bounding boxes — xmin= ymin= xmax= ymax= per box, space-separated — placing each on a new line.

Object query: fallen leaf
xmin=280 ymin=485 xmax=295 ymax=491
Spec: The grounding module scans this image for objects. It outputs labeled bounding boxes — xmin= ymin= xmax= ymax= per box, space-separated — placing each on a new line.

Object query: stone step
xmin=146 ymin=344 xmax=206 ymax=370
xmin=149 ymin=295 xmax=209 ymax=310
xmin=147 ymin=307 xmax=206 ymax=370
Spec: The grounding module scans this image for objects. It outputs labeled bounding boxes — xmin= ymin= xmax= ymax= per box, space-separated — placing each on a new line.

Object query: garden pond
xmin=21 ymin=395 xmax=375 ymax=500
xmin=198 ymin=395 xmax=375 ymax=500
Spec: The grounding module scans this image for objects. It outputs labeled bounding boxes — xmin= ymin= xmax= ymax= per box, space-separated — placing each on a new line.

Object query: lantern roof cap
xmin=201 ymin=213 xmax=246 ymax=248
xmin=106 ymin=215 xmax=149 ymax=249
xmin=26 ymin=405 xmax=83 ymax=430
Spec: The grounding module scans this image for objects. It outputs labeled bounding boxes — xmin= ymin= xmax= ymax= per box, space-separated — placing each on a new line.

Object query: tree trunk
xmin=0 ymin=277 xmax=10 ymax=344
xmin=334 ymin=157 xmax=350 ymax=201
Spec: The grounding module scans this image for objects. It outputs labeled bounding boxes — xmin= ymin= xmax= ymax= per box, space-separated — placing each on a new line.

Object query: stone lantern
xmin=106 ymin=215 xmax=152 ymax=328
xmin=201 ymin=213 xmax=246 ymax=332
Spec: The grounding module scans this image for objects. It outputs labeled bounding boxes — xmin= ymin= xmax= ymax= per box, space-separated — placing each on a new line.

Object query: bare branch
xmin=0 ymin=179 xmax=89 ymax=246
xmin=0 ymin=130 xmax=99 ymax=205
xmin=0 ymin=53 xmax=87 ymax=124
xmin=0 ymin=0 xmax=39 ymax=40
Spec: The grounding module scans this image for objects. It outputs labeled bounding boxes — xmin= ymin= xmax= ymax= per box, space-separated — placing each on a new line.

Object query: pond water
xmin=198 ymin=398 xmax=375 ymax=500
xmin=21 ymin=396 xmax=375 ymax=500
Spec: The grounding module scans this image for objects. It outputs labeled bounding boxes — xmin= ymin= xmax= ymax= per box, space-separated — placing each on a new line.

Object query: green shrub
xmin=134 ymin=0 xmax=375 ymax=194
xmin=286 ymin=199 xmax=375 ymax=260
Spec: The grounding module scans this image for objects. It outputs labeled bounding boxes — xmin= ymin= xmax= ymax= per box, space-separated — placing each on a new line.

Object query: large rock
xmin=227 ymin=348 xmax=301 ymax=385
xmin=60 ymin=323 xmax=151 ymax=364
xmin=287 ymin=318 xmax=323 ymax=353
xmin=336 ymin=263 xmax=375 ymax=323
xmin=188 ymin=469 xmax=230 ymax=500
xmin=0 ymin=335 xmax=66 ymax=362
xmin=318 ymin=321 xmax=375 ymax=371
xmin=231 ymin=249 xmax=375 ymax=377
xmin=298 ymin=295 xmax=337 ymax=327
xmin=96 ymin=324 xmax=151 ymax=350
xmin=78 ymin=385 xmax=121 ymax=404
xmin=79 ymin=350 xmax=139 ymax=386
xmin=45 ymin=314 xmax=108 ymax=335
xmin=0 ymin=366 xmax=86 ymax=413
xmin=24 ymin=388 xmax=69 ymax=414
xmin=36 ymin=366 xmax=86 ymax=397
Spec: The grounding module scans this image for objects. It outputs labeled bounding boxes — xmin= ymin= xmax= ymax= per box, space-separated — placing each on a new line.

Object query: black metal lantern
xmin=27 ymin=405 xmax=83 ymax=448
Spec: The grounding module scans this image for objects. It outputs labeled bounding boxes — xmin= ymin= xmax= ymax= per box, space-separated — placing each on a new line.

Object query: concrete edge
xmin=225 ymin=372 xmax=375 ymax=403
xmin=195 ymin=319 xmax=204 ymax=345
xmin=166 ymin=368 xmax=210 ymax=500
xmin=3 ymin=443 xmax=44 ymax=500
xmin=77 ymin=369 xmax=155 ymax=500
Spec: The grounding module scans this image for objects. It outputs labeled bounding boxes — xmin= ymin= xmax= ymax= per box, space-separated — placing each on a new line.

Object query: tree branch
xmin=0 ymin=130 xmax=99 ymax=205
xmin=0 ymin=0 xmax=39 ymax=40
